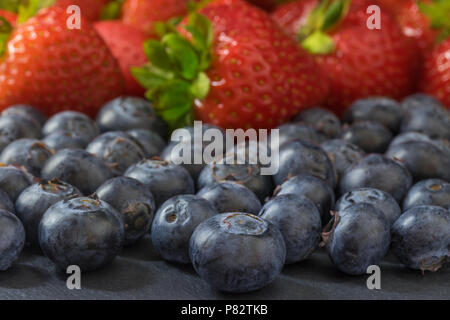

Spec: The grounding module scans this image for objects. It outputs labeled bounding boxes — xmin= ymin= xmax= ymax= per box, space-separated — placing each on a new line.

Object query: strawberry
xmin=95 ymin=21 xmax=149 ymax=96
xmin=0 ymin=7 xmax=125 ymax=117
xmin=272 ymin=0 xmax=418 ymax=114
xmin=121 ymin=0 xmax=189 ymax=35
xmin=420 ymin=37 xmax=450 ymax=108
xmin=132 ymin=0 xmax=328 ymax=130
xmin=55 ymin=0 xmax=109 ymax=21
xmin=380 ymin=0 xmax=449 ymax=61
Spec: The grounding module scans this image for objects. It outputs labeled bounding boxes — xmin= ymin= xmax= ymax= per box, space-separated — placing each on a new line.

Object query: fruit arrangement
xmin=0 ymin=0 xmax=449 ymax=295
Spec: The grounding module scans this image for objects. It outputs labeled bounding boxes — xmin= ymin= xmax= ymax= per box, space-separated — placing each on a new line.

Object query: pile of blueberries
xmin=0 ymin=94 xmax=449 ymax=294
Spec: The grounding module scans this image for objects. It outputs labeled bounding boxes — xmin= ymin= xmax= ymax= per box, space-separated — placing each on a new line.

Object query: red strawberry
xmin=420 ymin=37 xmax=450 ymax=108
xmin=55 ymin=0 xmax=109 ymax=21
xmin=133 ymin=0 xmax=328 ymax=130
xmin=95 ymin=21 xmax=149 ymax=96
xmin=0 ymin=10 xmax=17 ymax=26
xmin=121 ymin=0 xmax=189 ymax=35
xmin=273 ymin=0 xmax=418 ymax=114
xmin=380 ymin=0 xmax=439 ymax=60
xmin=0 ymin=7 xmax=125 ymax=117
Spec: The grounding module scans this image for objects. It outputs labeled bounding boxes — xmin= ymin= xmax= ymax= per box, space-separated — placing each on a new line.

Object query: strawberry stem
xmin=298 ymin=0 xmax=350 ymax=55
xmin=0 ymin=17 xmax=12 ymax=58
xmin=132 ymin=13 xmax=214 ymax=131
xmin=100 ymin=0 xmax=124 ymax=20
xmin=17 ymin=0 xmax=56 ymax=23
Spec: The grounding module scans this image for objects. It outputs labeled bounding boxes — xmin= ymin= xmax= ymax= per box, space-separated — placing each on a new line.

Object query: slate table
xmin=0 ymin=234 xmax=448 ymax=300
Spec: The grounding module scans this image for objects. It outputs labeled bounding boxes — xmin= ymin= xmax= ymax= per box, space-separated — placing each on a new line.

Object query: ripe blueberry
xmin=197 ymin=181 xmax=262 ymax=214
xmin=274 ymin=140 xmax=335 ymax=188
xmin=339 ymin=154 xmax=412 ymax=202
xmin=125 ymin=159 xmax=195 ymax=208
xmin=0 ymin=210 xmax=25 ymax=271
xmin=96 ymin=177 xmax=156 ymax=246
xmin=0 ymin=139 xmax=54 ymax=176
xmin=403 ymin=179 xmax=450 ymax=211
xmin=39 ymin=196 xmax=125 ymax=272
xmin=15 ymin=179 xmax=81 ymax=245
xmin=41 ymin=149 xmax=113 ymax=195
xmin=189 ymin=213 xmax=286 ymax=293
xmin=151 ymin=195 xmax=218 ymax=264
xmin=43 ymin=111 xmax=99 ymax=145
xmin=322 ymin=203 xmax=390 ymax=275
xmin=96 ymin=97 xmax=167 ymax=138
xmin=391 ymin=206 xmax=449 ymax=272
xmin=259 ymin=194 xmax=321 ymax=264
xmin=336 ymin=188 xmax=401 ymax=226
xmin=86 ymin=131 xmax=145 ymax=176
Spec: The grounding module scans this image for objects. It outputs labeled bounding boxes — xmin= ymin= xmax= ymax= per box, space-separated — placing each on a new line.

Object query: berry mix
xmin=0 ymin=0 xmax=449 ymax=294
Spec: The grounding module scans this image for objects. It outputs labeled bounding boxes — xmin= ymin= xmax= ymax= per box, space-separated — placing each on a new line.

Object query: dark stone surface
xmin=0 ymin=234 xmax=448 ymax=300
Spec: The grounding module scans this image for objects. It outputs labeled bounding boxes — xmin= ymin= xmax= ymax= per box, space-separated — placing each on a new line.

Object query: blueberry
xmin=0 ymin=139 xmax=54 ymax=176
xmin=43 ymin=130 xmax=87 ymax=150
xmin=0 ymin=165 xmax=34 ymax=201
xmin=259 ymin=194 xmax=321 ymax=264
xmin=273 ymin=123 xmax=326 ymax=148
xmin=389 ymin=132 xmax=435 ymax=147
xmin=340 ymin=121 xmax=393 ymax=153
xmin=386 ymin=140 xmax=450 ymax=181
xmin=41 ymin=149 xmax=113 ymax=195
xmin=2 ymin=104 xmax=47 ymax=128
xmin=321 ymin=139 xmax=365 ymax=181
xmin=39 ymin=196 xmax=125 ymax=272
xmin=399 ymin=104 xmax=450 ymax=140
xmin=127 ymin=129 xmax=166 ymax=158
xmin=274 ymin=140 xmax=335 ymax=187
xmin=161 ymin=124 xmax=225 ymax=179
xmin=96 ymin=177 xmax=156 ymax=246
xmin=197 ymin=154 xmax=273 ymax=202
xmin=96 ymin=97 xmax=167 ymax=138
xmin=0 ymin=115 xmax=42 ymax=151
xmin=391 ymin=206 xmax=450 ymax=272
xmin=86 ymin=132 xmax=145 ymax=176
xmin=340 ymin=154 xmax=412 ymax=202
xmin=151 ymin=195 xmax=218 ymax=264
xmin=401 ymin=93 xmax=445 ymax=115
xmin=0 ymin=210 xmax=25 ymax=271
xmin=189 ymin=213 xmax=286 ymax=293
xmin=15 ymin=179 xmax=81 ymax=245
xmin=403 ymin=179 xmax=450 ymax=211
xmin=275 ymin=175 xmax=335 ymax=224
xmin=322 ymin=203 xmax=390 ymax=275
xmin=343 ymin=97 xmax=403 ymax=132
xmin=197 ymin=181 xmax=262 ymax=214
xmin=293 ymin=107 xmax=341 ymax=138
xmin=125 ymin=159 xmax=195 ymax=208
xmin=336 ymin=188 xmax=401 ymax=226
xmin=42 ymin=111 xmax=99 ymax=145
xmin=0 ymin=189 xmax=14 ymax=214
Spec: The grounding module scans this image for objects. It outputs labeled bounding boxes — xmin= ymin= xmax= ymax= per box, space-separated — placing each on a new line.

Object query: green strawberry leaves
xmin=419 ymin=0 xmax=450 ymax=43
xmin=132 ymin=13 xmax=214 ymax=130
xmin=298 ymin=0 xmax=350 ymax=55
xmin=17 ymin=0 xmax=56 ymax=23
xmin=0 ymin=17 xmax=12 ymax=57
xmin=0 ymin=0 xmax=22 ymax=12
xmin=100 ymin=0 xmax=124 ymax=20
